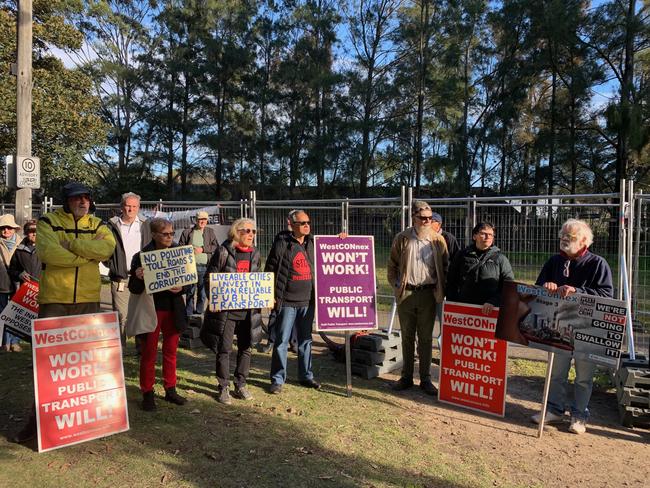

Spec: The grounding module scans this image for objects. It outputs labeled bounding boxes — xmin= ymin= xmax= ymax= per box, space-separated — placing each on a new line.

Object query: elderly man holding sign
xmin=202 ymin=218 xmax=266 ymax=405
xmin=127 ymin=218 xmax=189 ymax=411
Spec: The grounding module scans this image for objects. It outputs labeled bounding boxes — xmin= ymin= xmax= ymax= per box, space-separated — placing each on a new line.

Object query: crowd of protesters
xmin=2 ymin=184 xmax=615 ymax=443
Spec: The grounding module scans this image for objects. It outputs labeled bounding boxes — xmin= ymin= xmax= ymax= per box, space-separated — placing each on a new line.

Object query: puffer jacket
xmin=264 ymin=230 xmax=314 ymax=310
xmin=37 ymin=208 xmax=116 ymax=304
xmin=201 ymin=240 xmax=263 ymax=351
xmin=446 ymin=244 xmax=514 ymax=306
xmin=387 ymin=227 xmax=448 ymax=304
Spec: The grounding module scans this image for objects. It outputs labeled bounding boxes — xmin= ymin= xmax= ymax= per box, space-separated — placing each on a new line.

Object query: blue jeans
xmin=270 ymin=304 xmax=315 ymax=385
xmin=186 ymin=265 xmax=207 ymax=315
xmin=1 ymin=293 xmax=18 ymax=346
xmin=547 ymin=352 xmax=597 ymax=421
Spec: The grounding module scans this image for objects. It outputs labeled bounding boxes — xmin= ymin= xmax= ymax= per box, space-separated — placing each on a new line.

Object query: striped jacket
xmin=37 ymin=208 xmax=116 ymax=304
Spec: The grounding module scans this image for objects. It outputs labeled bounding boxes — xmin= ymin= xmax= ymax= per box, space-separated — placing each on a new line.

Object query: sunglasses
xmin=26 ymin=228 xmax=37 ymax=234
xmin=293 ymin=221 xmax=310 ymax=226
xmin=416 ymin=215 xmax=433 ymax=222
xmin=156 ymin=232 xmax=174 ymax=237
xmin=0 ymin=226 xmax=15 ymax=231
xmin=238 ymin=228 xmax=257 ymax=234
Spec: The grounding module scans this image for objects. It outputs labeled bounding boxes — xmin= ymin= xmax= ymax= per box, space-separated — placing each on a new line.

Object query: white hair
xmin=121 ymin=192 xmax=141 ymax=205
xmin=562 ymin=219 xmax=594 ymax=247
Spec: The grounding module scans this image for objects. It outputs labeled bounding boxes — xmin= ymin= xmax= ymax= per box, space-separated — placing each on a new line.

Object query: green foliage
xmin=0 ymin=1 xmax=107 ymax=198
xmin=2 ymin=0 xmax=650 ymax=200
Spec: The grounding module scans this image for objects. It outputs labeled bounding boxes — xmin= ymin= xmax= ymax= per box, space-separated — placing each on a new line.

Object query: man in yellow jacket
xmin=12 ymin=182 xmax=116 ymax=443
xmin=36 ymin=182 xmax=116 ymax=311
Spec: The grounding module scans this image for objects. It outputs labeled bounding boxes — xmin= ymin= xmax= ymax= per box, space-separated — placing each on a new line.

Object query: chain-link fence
xmin=17 ymin=188 xmax=647 ymax=358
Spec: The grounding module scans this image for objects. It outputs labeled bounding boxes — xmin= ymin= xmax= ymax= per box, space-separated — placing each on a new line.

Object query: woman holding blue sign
xmin=128 ymin=218 xmax=188 ymax=412
xmin=201 ymin=218 xmax=263 ymax=405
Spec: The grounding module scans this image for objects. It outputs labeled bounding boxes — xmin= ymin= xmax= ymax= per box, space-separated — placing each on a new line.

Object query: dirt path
xmin=375 ymin=356 xmax=650 ymax=487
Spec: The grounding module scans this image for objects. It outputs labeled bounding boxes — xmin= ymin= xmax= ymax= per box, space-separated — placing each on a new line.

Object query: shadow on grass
xmin=1 ymin=345 xmax=489 ymax=487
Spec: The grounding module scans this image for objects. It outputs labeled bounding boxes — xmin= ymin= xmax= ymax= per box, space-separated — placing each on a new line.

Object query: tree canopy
xmin=1 ymin=0 xmax=649 ymax=201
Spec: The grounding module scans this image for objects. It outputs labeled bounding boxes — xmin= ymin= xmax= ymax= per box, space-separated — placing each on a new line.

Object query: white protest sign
xmin=208 ymin=272 xmax=274 ymax=312
xmin=141 ymin=245 xmax=197 ymax=294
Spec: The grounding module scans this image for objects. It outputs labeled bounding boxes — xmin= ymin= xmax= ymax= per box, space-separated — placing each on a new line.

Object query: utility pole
xmin=15 ymin=0 xmax=33 ymax=226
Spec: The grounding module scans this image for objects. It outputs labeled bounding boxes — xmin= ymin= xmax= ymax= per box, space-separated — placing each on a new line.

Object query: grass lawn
xmin=0 ymin=341 xmax=537 ymax=488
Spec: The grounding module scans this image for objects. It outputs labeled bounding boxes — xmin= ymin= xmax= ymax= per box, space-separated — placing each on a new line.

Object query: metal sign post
xmin=538 ymin=352 xmax=555 ymax=439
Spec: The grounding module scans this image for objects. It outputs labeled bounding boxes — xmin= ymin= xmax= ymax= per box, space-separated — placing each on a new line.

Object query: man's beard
xmin=559 ymin=239 xmax=581 ymax=255
xmin=71 ymin=207 xmax=88 ymax=220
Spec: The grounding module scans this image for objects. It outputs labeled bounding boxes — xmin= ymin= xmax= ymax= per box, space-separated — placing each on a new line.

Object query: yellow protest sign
xmin=141 ymin=245 xmax=197 ymax=294
xmin=208 ymin=272 xmax=274 ymax=311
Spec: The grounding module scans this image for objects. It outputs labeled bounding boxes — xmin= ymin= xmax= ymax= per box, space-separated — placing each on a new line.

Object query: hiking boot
xmin=2 ymin=344 xmax=10 ymax=352
xmin=10 ymin=344 xmax=22 ymax=352
xmin=530 ymin=411 xmax=563 ymax=424
xmin=142 ymin=391 xmax=156 ymax=412
xmin=392 ymin=377 xmax=414 ymax=391
xmin=568 ymin=417 xmax=587 ymax=434
xmin=420 ymin=379 xmax=438 ymax=396
xmin=233 ymin=386 xmax=253 ymax=401
xmin=216 ymin=386 xmax=232 ymax=405
xmin=269 ymin=383 xmax=283 ymax=395
xmin=299 ymin=379 xmax=321 ymax=390
xmin=164 ymin=387 xmax=187 ymax=405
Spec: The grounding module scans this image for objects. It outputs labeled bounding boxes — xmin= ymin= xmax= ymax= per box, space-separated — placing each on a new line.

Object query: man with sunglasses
xmin=179 ymin=210 xmax=218 ymax=316
xmin=531 ymin=218 xmax=613 ymax=435
xmin=388 ymin=200 xmax=449 ymax=395
xmin=266 ymin=209 xmax=321 ymax=394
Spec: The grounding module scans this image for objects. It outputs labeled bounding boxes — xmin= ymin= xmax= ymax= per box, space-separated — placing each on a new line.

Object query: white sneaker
xmin=530 ymin=411 xmax=564 ymax=424
xmin=568 ymin=417 xmax=587 ymax=434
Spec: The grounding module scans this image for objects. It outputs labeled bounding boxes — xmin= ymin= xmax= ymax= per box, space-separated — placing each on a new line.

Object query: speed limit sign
xmin=16 ymin=156 xmax=40 ymax=189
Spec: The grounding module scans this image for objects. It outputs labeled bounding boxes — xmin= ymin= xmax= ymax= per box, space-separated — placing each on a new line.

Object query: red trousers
xmin=139 ymin=311 xmax=180 ymax=392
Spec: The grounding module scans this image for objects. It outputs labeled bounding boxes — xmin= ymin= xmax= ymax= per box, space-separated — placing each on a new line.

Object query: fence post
xmin=467 ymin=195 xmax=477 ymax=245
xmin=407 ymin=187 xmax=413 ymax=229
xmin=341 ymin=198 xmax=349 ymax=234
xmin=633 ymin=190 xmax=643 ymax=315
xmin=618 ymin=179 xmax=626 ymax=301
xmin=627 ymin=180 xmax=634 ymax=311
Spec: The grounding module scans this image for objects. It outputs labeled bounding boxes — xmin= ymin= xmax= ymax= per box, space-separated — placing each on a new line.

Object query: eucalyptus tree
xmin=343 ymin=0 xmax=402 ymax=197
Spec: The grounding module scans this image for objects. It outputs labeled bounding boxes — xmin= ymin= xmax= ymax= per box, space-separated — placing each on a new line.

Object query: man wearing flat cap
xmin=0 ymin=214 xmax=22 ymax=350
xmin=430 ymin=212 xmax=460 ymax=263
xmin=179 ymin=210 xmax=218 ymax=315
xmin=12 ymin=181 xmax=116 ymax=443
xmin=387 ymin=200 xmax=448 ymax=395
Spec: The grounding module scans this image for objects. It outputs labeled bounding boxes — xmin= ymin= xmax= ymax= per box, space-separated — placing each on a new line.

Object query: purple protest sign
xmin=314 ymin=235 xmax=378 ymax=332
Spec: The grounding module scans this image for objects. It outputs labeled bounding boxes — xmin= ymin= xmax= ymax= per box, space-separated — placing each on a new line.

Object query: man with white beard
xmin=531 ymin=219 xmax=613 ymax=434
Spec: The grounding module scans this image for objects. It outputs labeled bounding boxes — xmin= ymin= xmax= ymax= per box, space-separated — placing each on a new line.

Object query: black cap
xmin=62 ymin=182 xmax=91 ymax=199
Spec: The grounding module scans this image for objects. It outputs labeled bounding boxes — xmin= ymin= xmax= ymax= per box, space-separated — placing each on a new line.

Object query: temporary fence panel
xmin=20 ymin=188 xmax=646 ymax=356
xmin=631 ymin=194 xmax=650 ymax=358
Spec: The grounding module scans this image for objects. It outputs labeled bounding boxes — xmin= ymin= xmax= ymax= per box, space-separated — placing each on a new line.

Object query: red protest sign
xmin=32 ymin=312 xmax=129 ymax=452
xmin=0 ymin=281 xmax=39 ymax=341
xmin=438 ymin=302 xmax=508 ymax=417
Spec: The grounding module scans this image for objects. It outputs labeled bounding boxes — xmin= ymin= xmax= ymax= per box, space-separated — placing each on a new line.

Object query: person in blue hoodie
xmin=531 ymin=219 xmax=613 ymax=435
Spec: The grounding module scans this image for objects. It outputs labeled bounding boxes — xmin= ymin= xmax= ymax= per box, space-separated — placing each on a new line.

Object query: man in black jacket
xmin=431 ymin=212 xmax=460 ymax=264
xmin=179 ymin=211 xmax=218 ymax=316
xmin=105 ymin=192 xmax=151 ymax=348
xmin=265 ymin=209 xmax=321 ymax=394
xmin=446 ymin=222 xmax=514 ymax=314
